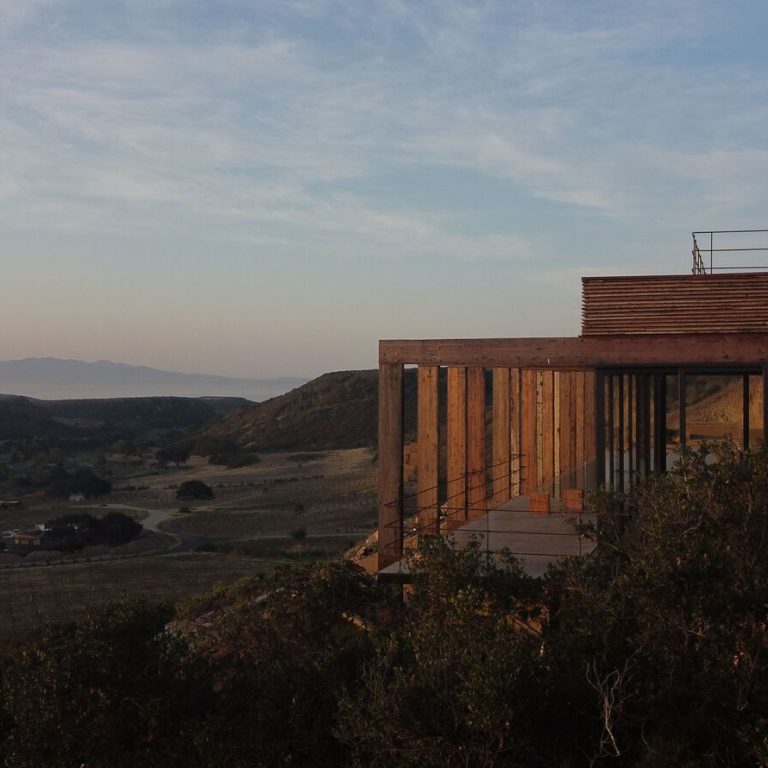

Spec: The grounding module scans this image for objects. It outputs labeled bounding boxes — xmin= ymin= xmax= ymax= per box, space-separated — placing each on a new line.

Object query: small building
xmin=377 ymin=231 xmax=768 ymax=578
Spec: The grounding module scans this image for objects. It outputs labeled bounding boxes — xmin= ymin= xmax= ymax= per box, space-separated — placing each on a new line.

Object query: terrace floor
xmin=379 ymin=496 xmax=596 ymax=581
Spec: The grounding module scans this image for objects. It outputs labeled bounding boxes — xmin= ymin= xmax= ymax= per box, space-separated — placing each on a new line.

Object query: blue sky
xmin=2 ymin=0 xmax=768 ymax=378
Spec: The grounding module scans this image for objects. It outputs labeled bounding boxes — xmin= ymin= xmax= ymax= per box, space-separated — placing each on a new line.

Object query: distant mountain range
xmin=0 ymin=358 xmax=306 ymax=402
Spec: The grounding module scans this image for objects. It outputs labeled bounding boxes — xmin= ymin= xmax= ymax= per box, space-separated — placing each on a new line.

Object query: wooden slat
xmin=584 ymin=370 xmax=596 ymax=461
xmin=378 ymin=363 xmax=403 ymax=569
xmin=446 ymin=367 xmax=467 ymax=525
xmin=521 ymin=369 xmax=538 ymax=494
xmin=540 ymin=370 xmax=555 ymax=493
xmin=559 ymin=371 xmax=574 ymax=490
xmin=510 ymin=368 xmax=521 ymax=496
xmin=467 ymin=367 xmax=486 ymax=518
xmin=492 ymin=368 xmax=511 ymax=506
xmin=417 ymin=366 xmax=439 ymax=534
xmin=582 ymin=274 xmax=768 ymax=335
xmin=575 ymin=372 xmax=585 ymax=489
xmin=380 ymin=334 xmax=768 ymax=368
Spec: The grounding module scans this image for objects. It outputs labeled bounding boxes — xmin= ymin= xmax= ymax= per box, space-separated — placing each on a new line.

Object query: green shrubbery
xmin=3 ymin=443 xmax=768 ymax=766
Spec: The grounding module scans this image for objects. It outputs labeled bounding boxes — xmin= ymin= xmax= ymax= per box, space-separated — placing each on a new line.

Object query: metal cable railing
xmin=380 ymin=458 xmax=594 ymax=566
xmin=692 ymin=230 xmax=768 ymax=274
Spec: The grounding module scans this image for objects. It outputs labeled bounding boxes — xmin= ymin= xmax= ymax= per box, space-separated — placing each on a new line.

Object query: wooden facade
xmin=378 ymin=273 xmax=768 ymax=571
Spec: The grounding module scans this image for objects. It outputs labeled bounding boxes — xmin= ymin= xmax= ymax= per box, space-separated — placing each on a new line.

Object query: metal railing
xmin=381 ymin=457 xmax=593 ymax=568
xmin=692 ymin=229 xmax=768 ymax=274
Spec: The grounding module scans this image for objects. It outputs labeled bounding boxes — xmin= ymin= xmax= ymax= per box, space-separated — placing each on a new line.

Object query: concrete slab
xmin=379 ymin=497 xmax=596 ymax=580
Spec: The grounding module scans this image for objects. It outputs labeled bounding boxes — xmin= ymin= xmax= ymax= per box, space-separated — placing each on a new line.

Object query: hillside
xmin=0 ymin=395 xmax=247 ymax=446
xmin=197 ymin=370 xmax=418 ymax=452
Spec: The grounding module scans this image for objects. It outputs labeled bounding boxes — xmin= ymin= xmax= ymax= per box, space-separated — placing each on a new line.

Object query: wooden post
xmin=417 ymin=366 xmax=439 ymax=534
xmin=575 ymin=372 xmax=585 ymax=489
xmin=595 ymin=370 xmax=605 ymax=488
xmin=678 ymin=369 xmax=687 ymax=451
xmin=522 ymin=369 xmax=538 ymax=494
xmin=378 ymin=363 xmax=403 ymax=570
xmin=467 ymin=367 xmax=486 ymax=518
xmin=446 ymin=367 xmax=467 ymax=526
xmin=559 ymin=371 xmax=574 ymax=492
xmin=510 ymin=368 xmax=521 ymax=496
xmin=653 ymin=373 xmax=667 ymax=473
xmin=541 ymin=371 xmax=555 ymax=493
xmin=492 ymin=368 xmax=511 ymax=506
xmin=743 ymin=374 xmax=750 ymax=451
xmin=763 ymin=365 xmax=768 ymax=446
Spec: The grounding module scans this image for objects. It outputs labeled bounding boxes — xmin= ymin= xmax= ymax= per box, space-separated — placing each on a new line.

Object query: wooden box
xmin=563 ymin=489 xmax=584 ymax=512
xmin=529 ymin=492 xmax=551 ymax=515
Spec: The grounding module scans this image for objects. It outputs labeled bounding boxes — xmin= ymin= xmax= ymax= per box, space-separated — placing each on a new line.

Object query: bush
xmin=175 ymin=480 xmax=213 ymax=500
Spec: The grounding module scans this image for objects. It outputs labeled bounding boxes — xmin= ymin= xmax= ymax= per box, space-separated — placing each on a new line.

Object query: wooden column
xmin=763 ymin=365 xmax=768 ymax=445
xmin=510 ymin=368 xmax=521 ymax=496
xmin=540 ymin=371 xmax=555 ymax=493
xmin=743 ymin=374 xmax=750 ymax=451
xmin=446 ymin=367 xmax=467 ymax=527
xmin=617 ymin=375 xmax=625 ymax=492
xmin=608 ymin=375 xmax=615 ymax=489
xmin=467 ymin=367 xmax=486 ymax=518
xmin=521 ymin=369 xmax=538 ymax=494
xmin=492 ymin=368 xmax=511 ymax=506
xmin=417 ymin=366 xmax=439 ymax=534
xmin=378 ymin=363 xmax=403 ymax=569
xmin=559 ymin=371 xmax=574 ymax=492
xmin=678 ymin=369 xmax=687 ymax=451
xmin=595 ymin=370 xmax=605 ymax=488
xmin=575 ymin=372 xmax=585 ymax=489
xmin=653 ymin=374 xmax=667 ymax=473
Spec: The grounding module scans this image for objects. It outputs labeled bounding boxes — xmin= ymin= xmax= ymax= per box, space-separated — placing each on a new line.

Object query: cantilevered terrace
xmin=377 ymin=237 xmax=768 ymax=577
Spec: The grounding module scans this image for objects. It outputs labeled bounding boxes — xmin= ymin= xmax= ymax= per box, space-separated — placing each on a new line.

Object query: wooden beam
xmin=575 ymin=372 xmax=585 ymax=489
xmin=380 ymin=334 xmax=768 ymax=368
xmin=540 ymin=370 xmax=555 ymax=493
xmin=595 ymin=371 xmax=605 ymax=487
xmin=492 ymin=368 xmax=511 ymax=506
xmin=510 ymin=368 xmax=521 ymax=496
xmin=467 ymin=367 xmax=486 ymax=518
xmin=378 ymin=363 xmax=403 ymax=569
xmin=446 ymin=367 xmax=467 ymax=526
xmin=559 ymin=371 xmax=574 ymax=491
xmin=743 ymin=374 xmax=750 ymax=451
xmin=653 ymin=374 xmax=667 ymax=473
xmin=764 ymin=365 xmax=768 ymax=446
xmin=417 ymin=366 xmax=439 ymax=534
xmin=678 ymin=369 xmax=687 ymax=451
xmin=521 ymin=369 xmax=538 ymax=494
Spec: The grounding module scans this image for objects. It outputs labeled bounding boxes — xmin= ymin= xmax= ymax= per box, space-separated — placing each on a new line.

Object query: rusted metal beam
xmin=380 ymin=334 xmax=768 ymax=368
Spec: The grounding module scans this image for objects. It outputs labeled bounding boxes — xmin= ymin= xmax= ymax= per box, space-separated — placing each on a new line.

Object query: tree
xmin=156 ymin=444 xmax=191 ymax=469
xmin=175 ymin=480 xmax=213 ymax=500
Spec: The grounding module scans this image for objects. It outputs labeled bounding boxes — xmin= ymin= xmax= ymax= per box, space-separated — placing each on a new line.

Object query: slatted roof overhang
xmin=582 ymin=273 xmax=768 ymax=335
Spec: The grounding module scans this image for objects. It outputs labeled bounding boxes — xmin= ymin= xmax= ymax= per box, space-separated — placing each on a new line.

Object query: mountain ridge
xmin=0 ymin=357 xmax=306 ymax=401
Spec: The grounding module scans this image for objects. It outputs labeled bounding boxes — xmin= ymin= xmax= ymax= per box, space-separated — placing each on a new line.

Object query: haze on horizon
xmin=2 ymin=1 xmax=768 ymax=380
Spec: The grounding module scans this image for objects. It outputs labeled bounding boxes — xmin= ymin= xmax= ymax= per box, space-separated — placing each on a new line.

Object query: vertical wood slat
xmin=584 ymin=370 xmax=596 ymax=462
xmin=554 ymin=372 xmax=561 ymax=492
xmin=378 ymin=363 xmax=403 ymax=569
xmin=521 ymin=369 xmax=538 ymax=494
xmin=492 ymin=368 xmax=511 ymax=506
xmin=446 ymin=367 xmax=467 ymax=526
xmin=417 ymin=366 xmax=439 ymax=534
xmin=510 ymin=368 xmax=521 ymax=496
xmin=575 ymin=372 xmax=585 ymax=489
xmin=540 ymin=371 xmax=555 ymax=493
xmin=559 ymin=371 xmax=574 ymax=490
xmin=467 ymin=367 xmax=486 ymax=518
xmin=763 ymin=366 xmax=768 ymax=445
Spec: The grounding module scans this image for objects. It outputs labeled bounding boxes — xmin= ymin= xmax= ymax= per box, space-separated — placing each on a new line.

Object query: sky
xmin=2 ymin=0 xmax=768 ymax=379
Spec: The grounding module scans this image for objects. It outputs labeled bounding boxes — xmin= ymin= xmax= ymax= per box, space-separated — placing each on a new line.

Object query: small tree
xmin=176 ymin=480 xmax=213 ymax=501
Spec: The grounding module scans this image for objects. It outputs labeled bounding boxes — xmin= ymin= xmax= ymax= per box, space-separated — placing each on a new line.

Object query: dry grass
xmin=0 ymin=553 xmax=275 ymax=647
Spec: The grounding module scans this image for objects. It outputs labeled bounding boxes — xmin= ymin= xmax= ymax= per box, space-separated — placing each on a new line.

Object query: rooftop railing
xmin=692 ymin=229 xmax=768 ymax=274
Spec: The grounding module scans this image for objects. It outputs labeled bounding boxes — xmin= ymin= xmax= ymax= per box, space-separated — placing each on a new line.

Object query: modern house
xmin=377 ymin=231 xmax=768 ymax=577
